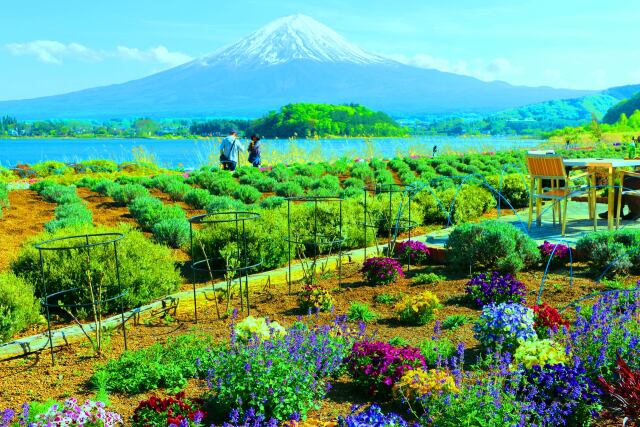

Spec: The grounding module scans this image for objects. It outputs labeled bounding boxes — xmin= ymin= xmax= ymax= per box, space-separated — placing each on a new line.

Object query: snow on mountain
xmin=0 ymin=14 xmax=594 ymax=119
xmin=198 ymin=14 xmax=389 ymax=67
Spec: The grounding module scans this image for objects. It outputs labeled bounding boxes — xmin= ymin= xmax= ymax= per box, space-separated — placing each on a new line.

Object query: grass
xmin=374 ymin=292 xmax=403 ymax=304
xmin=347 ymin=302 xmax=378 ymax=323
xmin=413 ymin=272 xmax=445 ymax=286
xmin=442 ymin=314 xmax=472 ymax=330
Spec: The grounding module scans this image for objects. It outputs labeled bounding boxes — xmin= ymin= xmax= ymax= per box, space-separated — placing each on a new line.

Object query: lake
xmin=0 ymin=136 xmax=544 ymax=169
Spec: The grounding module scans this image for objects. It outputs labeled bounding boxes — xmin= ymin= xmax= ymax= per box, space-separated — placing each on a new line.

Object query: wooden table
xmin=563 ymin=158 xmax=640 ymax=230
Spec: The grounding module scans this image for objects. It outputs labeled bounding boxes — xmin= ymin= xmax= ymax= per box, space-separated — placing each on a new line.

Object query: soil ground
xmin=0 ymin=190 xmax=55 ymax=269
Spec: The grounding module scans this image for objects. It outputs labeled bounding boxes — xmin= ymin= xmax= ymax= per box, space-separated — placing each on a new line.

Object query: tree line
xmin=0 ymin=103 xmax=407 ymax=139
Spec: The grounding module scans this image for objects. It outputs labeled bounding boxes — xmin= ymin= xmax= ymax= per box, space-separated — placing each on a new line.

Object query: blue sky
xmin=1 ymin=0 xmax=639 ymax=101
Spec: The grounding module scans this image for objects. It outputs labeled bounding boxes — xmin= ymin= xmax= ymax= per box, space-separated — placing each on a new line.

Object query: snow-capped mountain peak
xmin=200 ymin=14 xmax=389 ymax=67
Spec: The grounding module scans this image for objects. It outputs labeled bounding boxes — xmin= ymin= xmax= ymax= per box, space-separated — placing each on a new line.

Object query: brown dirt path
xmin=76 ymin=187 xmax=136 ymax=228
xmin=0 ymin=190 xmax=55 ymax=270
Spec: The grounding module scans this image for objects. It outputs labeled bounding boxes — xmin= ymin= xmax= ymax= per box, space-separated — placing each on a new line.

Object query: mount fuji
xmin=0 ymin=14 xmax=592 ymax=119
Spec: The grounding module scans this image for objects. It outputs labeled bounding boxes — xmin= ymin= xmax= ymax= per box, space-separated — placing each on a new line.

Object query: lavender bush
xmin=203 ymin=313 xmax=362 ymax=421
xmin=562 ymin=290 xmax=640 ymax=380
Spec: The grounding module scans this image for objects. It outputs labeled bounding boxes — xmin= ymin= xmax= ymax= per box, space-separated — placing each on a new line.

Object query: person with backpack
xmin=247 ymin=134 xmax=262 ymax=167
xmin=219 ymin=129 xmax=244 ymax=171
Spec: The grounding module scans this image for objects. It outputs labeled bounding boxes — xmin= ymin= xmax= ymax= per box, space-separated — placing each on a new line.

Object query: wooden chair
xmin=616 ymin=170 xmax=640 ymax=229
xmin=525 ymin=155 xmax=595 ymax=236
xmin=586 ymin=163 xmax=613 ymax=230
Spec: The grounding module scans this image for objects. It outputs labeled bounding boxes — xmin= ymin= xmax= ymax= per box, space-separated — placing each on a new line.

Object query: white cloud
xmin=5 ymin=40 xmax=193 ymax=67
xmin=116 ymin=45 xmax=193 ymax=66
xmin=6 ymin=40 xmax=101 ymax=64
xmin=387 ymin=53 xmax=523 ymax=83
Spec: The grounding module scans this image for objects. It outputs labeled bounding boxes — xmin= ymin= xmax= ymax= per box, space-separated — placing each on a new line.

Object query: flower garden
xmin=0 ymin=146 xmax=639 ymax=426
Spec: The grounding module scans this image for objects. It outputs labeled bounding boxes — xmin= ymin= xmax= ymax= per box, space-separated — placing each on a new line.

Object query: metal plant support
xmin=362 ymin=183 xmax=418 ymax=270
xmin=285 ymin=196 xmax=344 ymax=294
xmin=189 ymin=211 xmax=261 ymax=321
xmin=37 ymin=233 xmax=128 ymax=365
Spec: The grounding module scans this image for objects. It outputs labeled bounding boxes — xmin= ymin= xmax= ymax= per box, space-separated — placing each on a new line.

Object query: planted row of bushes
xmin=77 ymin=177 xmax=189 ymax=248
xmin=32 ymin=180 xmax=93 ymax=231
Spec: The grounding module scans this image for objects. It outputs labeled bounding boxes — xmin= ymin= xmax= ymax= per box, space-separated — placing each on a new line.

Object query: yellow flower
xmin=234 ymin=316 xmax=286 ymax=342
xmin=393 ymin=368 xmax=459 ymax=401
xmin=395 ymin=291 xmax=440 ymax=325
xmin=513 ymin=338 xmax=568 ymax=369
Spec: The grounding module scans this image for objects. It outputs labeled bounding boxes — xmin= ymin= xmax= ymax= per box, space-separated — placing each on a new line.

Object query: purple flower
xmin=361 ymin=257 xmax=404 ymax=285
xmin=466 ymin=271 xmax=526 ymax=307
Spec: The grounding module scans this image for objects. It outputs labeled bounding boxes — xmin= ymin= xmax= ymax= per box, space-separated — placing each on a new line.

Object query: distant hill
xmin=0 ymin=14 xmax=590 ymax=120
xmin=602 ymin=84 xmax=640 ymax=99
xmin=603 ymin=91 xmax=640 ymax=124
xmin=491 ymin=93 xmax=619 ymax=125
xmin=248 ymin=103 xmax=407 ymax=138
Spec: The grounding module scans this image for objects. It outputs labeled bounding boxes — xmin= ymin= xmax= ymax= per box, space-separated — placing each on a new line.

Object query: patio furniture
xmin=563 ymin=158 xmax=640 ymax=230
xmin=616 ymin=170 xmax=640 ymax=229
xmin=525 ymin=155 xmax=595 ymax=236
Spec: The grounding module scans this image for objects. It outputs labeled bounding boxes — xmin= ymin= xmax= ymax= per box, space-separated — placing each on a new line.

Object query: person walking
xmin=432 ymin=145 xmax=437 ymax=158
xmin=219 ymin=129 xmax=244 ymax=171
xmin=247 ymin=134 xmax=262 ymax=167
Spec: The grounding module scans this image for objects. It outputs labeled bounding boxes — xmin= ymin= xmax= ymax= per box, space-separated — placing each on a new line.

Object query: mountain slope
xmin=0 ymin=14 xmax=592 ymax=119
xmin=603 ymin=91 xmax=640 ymax=124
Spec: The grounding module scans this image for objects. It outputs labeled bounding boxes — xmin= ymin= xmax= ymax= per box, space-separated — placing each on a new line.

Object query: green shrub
xmin=11 ymin=224 xmax=181 ymax=313
xmin=206 ymin=195 xmax=247 ymax=212
xmin=350 ymin=163 xmax=374 ymax=181
xmin=195 ymin=207 xmax=288 ymax=271
xmin=0 ymin=182 xmax=9 ymax=213
xmin=32 ymin=161 xmax=73 ymax=177
xmin=413 ymin=272 xmax=445 ymax=285
xmin=260 ymin=196 xmax=285 ymax=209
xmin=576 ymin=230 xmax=640 ymax=276
xmin=92 ymin=333 xmax=215 ymax=394
xmin=347 ymin=302 xmax=378 ymax=322
xmin=343 ymin=177 xmax=365 ymax=189
xmin=93 ymin=179 xmax=120 ymax=196
xmin=374 ymin=169 xmax=395 ymax=185
xmin=164 ymin=181 xmax=192 ymax=202
xmin=233 ymin=185 xmax=262 ymax=204
xmin=442 ymin=314 xmax=472 ymax=330
xmin=418 ymin=337 xmax=456 ymax=366
xmin=115 ymin=175 xmax=148 ymax=186
xmin=340 ymin=186 xmax=362 ymax=199
xmin=80 ymin=159 xmax=118 ymax=173
xmin=274 ymin=181 xmax=304 ymax=198
xmin=111 ymin=183 xmax=149 ymax=206
xmin=128 ymin=196 xmax=165 ymax=230
xmin=313 ymin=175 xmax=341 ymax=193
xmin=268 ymin=165 xmax=291 ymax=182
xmin=33 ymin=181 xmax=81 ymax=204
xmin=45 ymin=202 xmax=93 ymax=232
xmin=435 ymin=164 xmax=458 ymax=177
xmin=208 ymin=176 xmax=240 ymax=196
xmin=293 ymin=175 xmax=315 ymax=190
xmin=184 ymin=188 xmax=213 ymax=209
xmin=486 ymin=174 xmax=529 ymax=209
xmin=0 ymin=272 xmax=41 ymax=343
xmin=418 ymin=184 xmax=495 ymax=224
xmin=253 ymin=176 xmax=278 ymax=192
xmin=374 ymin=292 xmax=403 ymax=304
xmin=446 ymin=221 xmax=540 ymax=273
xmin=152 ymin=218 xmax=190 ymax=248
